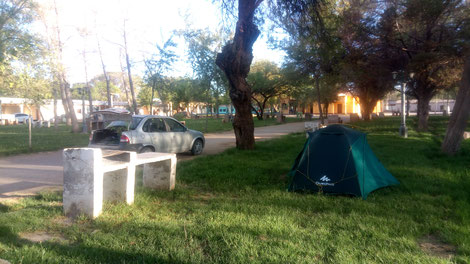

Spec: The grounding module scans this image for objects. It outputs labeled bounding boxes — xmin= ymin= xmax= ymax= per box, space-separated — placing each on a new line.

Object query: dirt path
xmin=0 ymin=122 xmax=309 ymax=199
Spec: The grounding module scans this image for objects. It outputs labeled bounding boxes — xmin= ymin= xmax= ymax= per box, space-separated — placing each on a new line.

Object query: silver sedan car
xmin=89 ymin=115 xmax=205 ymax=155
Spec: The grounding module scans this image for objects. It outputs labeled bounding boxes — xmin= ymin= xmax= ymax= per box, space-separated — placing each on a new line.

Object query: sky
xmin=35 ymin=0 xmax=286 ymax=84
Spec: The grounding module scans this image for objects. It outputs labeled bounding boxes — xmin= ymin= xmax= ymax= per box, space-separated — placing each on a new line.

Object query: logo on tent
xmin=315 ymin=175 xmax=334 ymax=186
xmin=319 ymin=175 xmax=331 ymax=182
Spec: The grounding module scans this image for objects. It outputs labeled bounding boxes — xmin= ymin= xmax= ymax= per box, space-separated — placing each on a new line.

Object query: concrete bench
xmin=304 ymin=122 xmax=318 ymax=138
xmin=63 ymin=148 xmax=176 ymax=218
xmin=327 ymin=115 xmax=342 ymax=124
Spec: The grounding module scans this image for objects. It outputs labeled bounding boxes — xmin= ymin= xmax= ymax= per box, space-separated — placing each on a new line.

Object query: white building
xmin=0 ymin=97 xmax=129 ymax=122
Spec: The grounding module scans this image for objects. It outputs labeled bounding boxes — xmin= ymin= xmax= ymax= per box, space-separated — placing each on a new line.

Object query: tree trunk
xmin=59 ymin=79 xmax=71 ymax=125
xmin=442 ymin=56 xmax=470 ymax=155
xmin=360 ymin=97 xmax=376 ymax=121
xmin=323 ymin=103 xmax=329 ymax=117
xmin=315 ymin=77 xmax=324 ymax=124
xmin=97 ymin=36 xmax=111 ymax=108
xmin=53 ymin=86 xmax=58 ymax=130
xmin=406 ymin=97 xmax=410 ymax=117
xmin=119 ymin=56 xmax=132 ymax=110
xmin=82 ymin=52 xmax=93 ymax=117
xmin=63 ymin=79 xmax=80 ymax=132
xmin=123 ymin=27 xmax=138 ymax=114
xmin=150 ymin=85 xmax=155 ymax=115
xmin=416 ymin=95 xmax=432 ymax=131
xmin=215 ymin=0 xmax=261 ymax=150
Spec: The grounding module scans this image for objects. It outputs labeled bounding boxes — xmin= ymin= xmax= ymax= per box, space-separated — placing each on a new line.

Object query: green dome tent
xmin=288 ymin=124 xmax=399 ymax=199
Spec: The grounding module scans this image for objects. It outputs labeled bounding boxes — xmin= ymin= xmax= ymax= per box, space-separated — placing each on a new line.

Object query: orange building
xmin=281 ymin=93 xmax=383 ymax=116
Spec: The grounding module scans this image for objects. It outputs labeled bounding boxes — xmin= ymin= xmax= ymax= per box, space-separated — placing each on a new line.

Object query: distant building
xmin=0 ymin=97 xmax=130 ymax=122
xmin=280 ymin=93 xmax=383 ymax=116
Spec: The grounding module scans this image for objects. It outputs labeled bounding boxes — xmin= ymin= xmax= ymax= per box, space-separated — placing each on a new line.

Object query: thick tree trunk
xmin=359 ymin=97 xmax=376 ymax=121
xmin=417 ymin=95 xmax=432 ymax=131
xmin=215 ymin=0 xmax=261 ymax=150
xmin=442 ymin=57 xmax=470 ymax=155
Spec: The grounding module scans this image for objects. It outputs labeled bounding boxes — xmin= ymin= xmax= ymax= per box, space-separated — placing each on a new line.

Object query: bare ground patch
xmin=19 ymin=231 xmax=68 ymax=244
xmin=419 ymin=234 xmax=456 ymax=259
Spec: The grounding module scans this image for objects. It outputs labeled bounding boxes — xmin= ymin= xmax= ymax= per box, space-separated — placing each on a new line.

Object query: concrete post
xmin=63 ymin=148 xmax=104 ymax=218
xmin=143 ymin=156 xmax=176 ymax=190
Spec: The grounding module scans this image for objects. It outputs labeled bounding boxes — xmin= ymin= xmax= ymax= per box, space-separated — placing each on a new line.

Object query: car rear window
xmin=129 ymin=117 xmax=143 ymax=130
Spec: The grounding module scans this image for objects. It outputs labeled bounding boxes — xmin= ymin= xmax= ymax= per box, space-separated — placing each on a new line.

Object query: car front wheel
xmin=191 ymin=139 xmax=203 ymax=155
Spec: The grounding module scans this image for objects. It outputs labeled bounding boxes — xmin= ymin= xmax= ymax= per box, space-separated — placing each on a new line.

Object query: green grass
xmin=182 ymin=117 xmax=304 ymax=133
xmin=0 ymin=117 xmax=302 ymax=156
xmin=0 ymin=116 xmax=469 ymax=263
xmin=0 ymin=124 xmax=89 ymax=156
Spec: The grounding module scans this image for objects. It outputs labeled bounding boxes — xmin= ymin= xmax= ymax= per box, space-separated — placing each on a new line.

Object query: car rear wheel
xmin=191 ymin=139 xmax=203 ymax=155
xmin=140 ymin=146 xmax=154 ymax=153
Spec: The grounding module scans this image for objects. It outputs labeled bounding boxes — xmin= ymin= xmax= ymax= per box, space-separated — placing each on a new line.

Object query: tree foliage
xmin=247 ymin=60 xmax=288 ymax=119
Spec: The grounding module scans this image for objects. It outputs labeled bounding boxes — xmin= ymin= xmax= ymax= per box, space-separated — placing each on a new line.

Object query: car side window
xmin=165 ymin=118 xmax=185 ymax=132
xmin=143 ymin=118 xmax=166 ymax=132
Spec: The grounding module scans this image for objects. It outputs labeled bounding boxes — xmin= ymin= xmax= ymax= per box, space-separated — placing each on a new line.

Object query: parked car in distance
xmin=14 ymin=113 xmax=30 ymax=123
xmin=89 ymin=115 xmax=205 ymax=155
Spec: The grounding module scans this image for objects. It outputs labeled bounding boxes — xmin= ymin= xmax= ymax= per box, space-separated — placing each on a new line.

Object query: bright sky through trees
xmin=35 ymin=0 xmax=284 ymax=84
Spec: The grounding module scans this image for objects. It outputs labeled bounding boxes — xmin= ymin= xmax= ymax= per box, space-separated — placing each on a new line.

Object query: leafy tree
xmin=144 ymin=36 xmax=178 ymax=115
xmin=441 ymin=2 xmax=470 ymax=154
xmin=0 ymin=0 xmax=36 ymax=67
xmin=336 ymin=1 xmax=405 ymax=121
xmin=387 ymin=0 xmax=468 ymax=130
xmin=0 ymin=0 xmax=40 ymax=98
xmin=247 ymin=60 xmax=288 ymax=120
xmin=184 ymin=28 xmax=226 ymax=131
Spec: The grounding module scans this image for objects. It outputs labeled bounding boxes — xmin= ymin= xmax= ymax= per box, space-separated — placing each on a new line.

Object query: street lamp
xmin=392 ymin=71 xmax=413 ymax=138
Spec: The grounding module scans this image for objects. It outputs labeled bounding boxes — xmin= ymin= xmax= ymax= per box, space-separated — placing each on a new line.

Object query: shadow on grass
xmin=0 ymin=223 xmax=190 ymax=264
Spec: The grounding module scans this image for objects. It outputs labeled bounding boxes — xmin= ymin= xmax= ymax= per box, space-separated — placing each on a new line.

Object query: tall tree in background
xmin=119 ymin=50 xmax=133 ymax=110
xmin=340 ymin=1 xmax=403 ymax=120
xmin=274 ymin=0 xmax=343 ymax=123
xmin=247 ymin=60 xmax=288 ymax=120
xmin=144 ymin=36 xmax=178 ymax=115
xmin=77 ymin=27 xmax=93 ymax=114
xmin=52 ymin=0 xmax=79 ymax=132
xmin=0 ymin=0 xmax=35 ymax=67
xmin=184 ymin=28 xmax=225 ymax=130
xmin=389 ymin=0 xmax=468 ymax=131
xmin=122 ymin=20 xmax=138 ymax=114
xmin=96 ymin=33 xmax=111 ymax=108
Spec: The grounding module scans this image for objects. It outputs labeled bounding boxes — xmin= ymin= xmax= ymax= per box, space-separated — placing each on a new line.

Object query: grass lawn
xmin=0 ymin=117 xmax=303 ymax=156
xmin=0 ymin=124 xmax=89 ymax=157
xmin=0 ymin=117 xmax=469 ymax=263
xmin=181 ymin=116 xmax=304 ymax=133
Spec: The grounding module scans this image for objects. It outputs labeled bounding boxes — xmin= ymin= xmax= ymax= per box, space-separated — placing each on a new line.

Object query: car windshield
xmin=129 ymin=117 xmax=144 ymax=130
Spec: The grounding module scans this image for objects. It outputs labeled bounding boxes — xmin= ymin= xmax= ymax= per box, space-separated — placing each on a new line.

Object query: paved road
xmin=0 ymin=122 xmax=308 ymax=199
